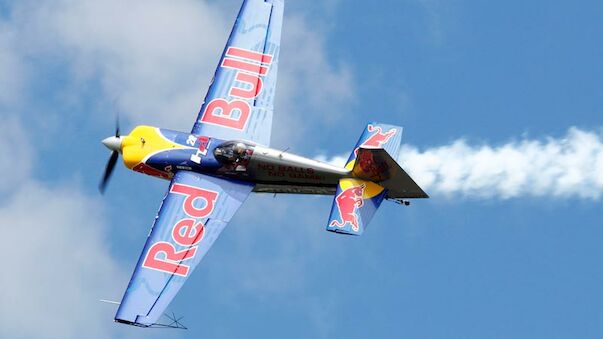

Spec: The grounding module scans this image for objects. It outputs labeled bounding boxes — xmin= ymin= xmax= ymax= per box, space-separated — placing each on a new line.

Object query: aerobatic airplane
xmin=100 ymin=0 xmax=428 ymax=328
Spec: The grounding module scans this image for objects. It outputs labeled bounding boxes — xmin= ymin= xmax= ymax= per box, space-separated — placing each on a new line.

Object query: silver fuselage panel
xmin=244 ymin=145 xmax=350 ymax=193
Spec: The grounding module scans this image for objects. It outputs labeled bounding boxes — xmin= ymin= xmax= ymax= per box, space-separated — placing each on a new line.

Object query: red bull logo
xmin=330 ymin=184 xmax=366 ymax=232
xmin=361 ymin=124 xmax=397 ymax=148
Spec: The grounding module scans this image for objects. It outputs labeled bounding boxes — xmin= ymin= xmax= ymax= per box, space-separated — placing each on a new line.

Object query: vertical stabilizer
xmin=327 ymin=178 xmax=387 ymax=236
xmin=326 ymin=123 xmax=407 ymax=236
xmin=345 ymin=123 xmax=403 ymax=169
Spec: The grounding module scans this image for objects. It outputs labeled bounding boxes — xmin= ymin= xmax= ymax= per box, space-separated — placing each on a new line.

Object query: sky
xmin=0 ymin=0 xmax=602 ymax=338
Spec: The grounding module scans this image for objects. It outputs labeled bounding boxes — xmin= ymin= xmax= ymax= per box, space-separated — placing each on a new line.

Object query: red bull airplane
xmin=100 ymin=0 xmax=428 ymax=328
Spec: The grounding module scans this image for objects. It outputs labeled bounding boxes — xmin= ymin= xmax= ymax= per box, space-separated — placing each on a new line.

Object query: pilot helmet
xmin=234 ymin=142 xmax=246 ymax=155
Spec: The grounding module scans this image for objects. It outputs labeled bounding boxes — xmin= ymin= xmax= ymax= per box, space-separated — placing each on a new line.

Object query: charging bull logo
xmin=362 ymin=125 xmax=397 ymax=148
xmin=330 ymin=184 xmax=366 ymax=232
xmin=352 ymin=125 xmax=398 ymax=159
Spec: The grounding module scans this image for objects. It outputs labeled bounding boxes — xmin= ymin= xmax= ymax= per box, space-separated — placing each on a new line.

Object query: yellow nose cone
xmin=120 ymin=126 xmax=187 ymax=170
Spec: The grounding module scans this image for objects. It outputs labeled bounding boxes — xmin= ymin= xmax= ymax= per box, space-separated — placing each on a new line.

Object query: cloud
xmin=12 ymin=0 xmax=228 ymax=131
xmin=272 ymin=15 xmax=354 ymax=145
xmin=0 ymin=22 xmax=24 ymax=107
xmin=7 ymin=0 xmax=354 ymax=145
xmin=0 ymin=119 xmax=127 ymax=338
xmin=318 ymin=127 xmax=603 ymax=200
xmin=0 ymin=181 xmax=127 ymax=339
xmin=0 ymin=117 xmax=31 ymax=195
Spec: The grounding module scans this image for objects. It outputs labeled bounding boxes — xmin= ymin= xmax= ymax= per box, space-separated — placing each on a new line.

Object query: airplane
xmin=100 ymin=0 xmax=428 ymax=328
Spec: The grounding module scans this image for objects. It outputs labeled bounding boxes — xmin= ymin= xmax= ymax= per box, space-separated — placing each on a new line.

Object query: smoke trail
xmin=318 ymin=127 xmax=603 ymax=200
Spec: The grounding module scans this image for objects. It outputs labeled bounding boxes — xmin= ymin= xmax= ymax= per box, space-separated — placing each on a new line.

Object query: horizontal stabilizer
xmin=353 ymin=148 xmax=428 ymax=199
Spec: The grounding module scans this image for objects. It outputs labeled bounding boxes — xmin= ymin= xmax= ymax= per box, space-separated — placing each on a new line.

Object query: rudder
xmin=326 ymin=123 xmax=406 ymax=236
xmin=326 ymin=178 xmax=387 ymax=236
xmin=345 ymin=123 xmax=403 ymax=169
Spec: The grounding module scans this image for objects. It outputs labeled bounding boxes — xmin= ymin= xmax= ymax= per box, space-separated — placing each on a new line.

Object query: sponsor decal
xmin=190 ymin=136 xmax=210 ymax=164
xmin=200 ymin=47 xmax=274 ymax=130
xmin=142 ymin=184 xmax=219 ymax=277
xmin=330 ymin=184 xmax=366 ymax=232
xmin=361 ymin=125 xmax=397 ymax=149
xmin=256 ymin=163 xmax=324 ymax=181
xmin=349 ymin=125 xmax=398 ymax=166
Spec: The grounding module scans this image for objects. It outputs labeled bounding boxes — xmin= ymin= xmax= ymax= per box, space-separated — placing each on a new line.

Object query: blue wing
xmin=191 ymin=0 xmax=284 ymax=146
xmin=115 ymin=171 xmax=253 ymax=327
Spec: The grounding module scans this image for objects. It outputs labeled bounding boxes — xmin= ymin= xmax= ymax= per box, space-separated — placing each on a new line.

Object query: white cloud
xmin=318 ymin=127 xmax=603 ymax=200
xmin=0 ymin=182 xmax=126 ymax=339
xmin=0 ymin=117 xmax=31 ymax=195
xmin=12 ymin=0 xmax=228 ymax=131
xmin=6 ymin=0 xmax=354 ymax=143
xmin=315 ymin=153 xmax=348 ymax=168
xmin=272 ymin=15 xmax=354 ymax=145
xmin=0 ymin=23 xmax=24 ymax=107
xmin=0 ymin=119 xmax=128 ymax=338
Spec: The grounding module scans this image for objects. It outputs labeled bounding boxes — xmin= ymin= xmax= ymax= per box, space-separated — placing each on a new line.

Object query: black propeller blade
xmin=99 ymin=150 xmax=119 ymax=194
xmin=115 ymin=113 xmax=120 ymax=138
xmin=99 ymin=115 xmax=122 ymax=194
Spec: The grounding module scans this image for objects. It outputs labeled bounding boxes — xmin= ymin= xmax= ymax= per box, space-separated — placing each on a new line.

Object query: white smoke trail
xmin=317 ymin=127 xmax=603 ymax=200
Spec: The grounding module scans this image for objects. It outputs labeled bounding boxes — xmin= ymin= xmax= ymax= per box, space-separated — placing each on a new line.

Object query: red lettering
xmin=170 ymin=184 xmax=219 ymax=218
xmin=142 ymin=242 xmax=197 ymax=277
xmin=230 ymin=72 xmax=263 ymax=99
xmin=200 ymin=98 xmax=250 ymax=130
xmin=203 ymin=48 xmax=273 ymax=130
xmin=226 ymin=47 xmax=273 ymax=64
xmin=222 ymin=58 xmax=269 ymax=76
xmin=172 ymin=219 xmax=205 ymax=247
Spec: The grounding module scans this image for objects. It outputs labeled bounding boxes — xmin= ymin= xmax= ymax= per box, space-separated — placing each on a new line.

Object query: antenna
xmin=278 ymin=147 xmax=290 ymax=159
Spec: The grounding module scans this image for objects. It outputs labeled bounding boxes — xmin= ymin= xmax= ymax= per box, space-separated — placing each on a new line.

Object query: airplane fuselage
xmin=113 ymin=126 xmax=349 ymax=195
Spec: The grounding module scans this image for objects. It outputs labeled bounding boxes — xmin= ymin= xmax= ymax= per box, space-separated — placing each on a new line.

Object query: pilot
xmin=234 ymin=143 xmax=247 ymax=160
xmin=233 ymin=143 xmax=250 ymax=171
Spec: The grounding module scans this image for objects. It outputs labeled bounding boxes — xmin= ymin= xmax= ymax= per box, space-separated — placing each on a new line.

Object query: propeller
xmin=99 ymin=118 xmax=122 ymax=194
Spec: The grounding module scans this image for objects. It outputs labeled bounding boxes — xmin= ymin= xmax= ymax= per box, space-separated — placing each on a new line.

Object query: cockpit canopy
xmin=214 ymin=141 xmax=255 ymax=164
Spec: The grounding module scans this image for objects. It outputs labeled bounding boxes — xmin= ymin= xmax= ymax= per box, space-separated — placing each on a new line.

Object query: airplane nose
xmin=102 ymin=136 xmax=122 ymax=152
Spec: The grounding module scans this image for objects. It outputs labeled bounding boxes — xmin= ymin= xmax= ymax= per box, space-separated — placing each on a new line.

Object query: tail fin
xmin=327 ymin=178 xmax=386 ymax=236
xmin=326 ymin=123 xmax=427 ymax=236
xmin=326 ymin=123 xmax=400 ymax=236
xmin=345 ymin=123 xmax=403 ymax=169
xmin=353 ymin=148 xmax=429 ymax=199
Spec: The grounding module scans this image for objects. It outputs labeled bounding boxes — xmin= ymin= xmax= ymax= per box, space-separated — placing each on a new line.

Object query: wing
xmin=191 ymin=0 xmax=284 ymax=146
xmin=115 ymin=171 xmax=253 ymax=327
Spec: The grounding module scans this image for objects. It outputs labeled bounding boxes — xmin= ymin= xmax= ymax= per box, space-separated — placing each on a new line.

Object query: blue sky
xmin=0 ymin=0 xmax=602 ymax=338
